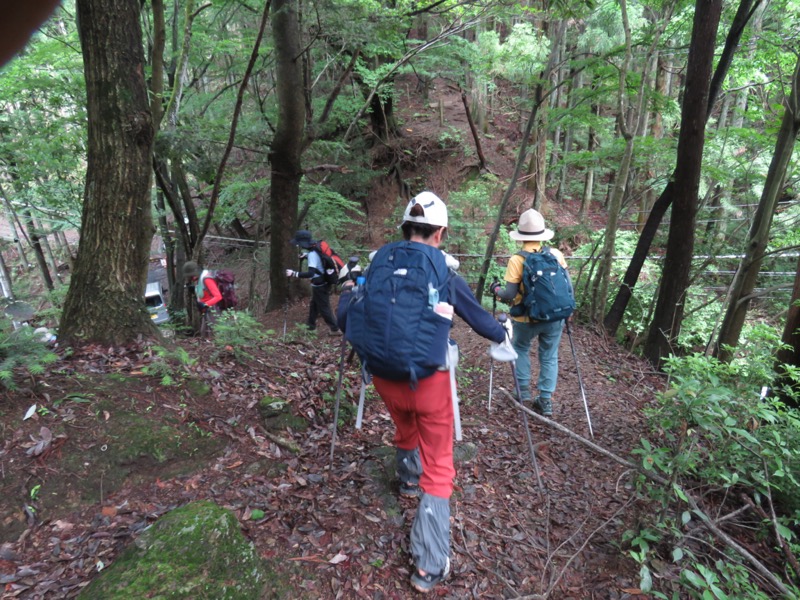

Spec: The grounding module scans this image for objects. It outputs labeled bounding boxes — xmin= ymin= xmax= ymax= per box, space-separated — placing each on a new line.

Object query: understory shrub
xmin=0 ymin=319 xmax=58 ymax=390
xmin=627 ymin=352 xmax=800 ymax=599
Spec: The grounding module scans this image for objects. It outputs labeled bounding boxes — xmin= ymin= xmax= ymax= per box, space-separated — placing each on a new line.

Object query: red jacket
xmin=198 ymin=272 xmax=222 ymax=307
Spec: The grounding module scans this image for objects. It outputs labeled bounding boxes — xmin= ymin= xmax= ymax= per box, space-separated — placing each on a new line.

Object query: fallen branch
xmin=741 ymin=491 xmax=800 ymax=587
xmin=251 ymin=425 xmax=301 ymax=454
xmin=496 ymin=387 xmax=795 ymax=598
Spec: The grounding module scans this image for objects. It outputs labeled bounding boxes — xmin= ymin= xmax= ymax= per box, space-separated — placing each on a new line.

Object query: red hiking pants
xmin=373 ymin=371 xmax=455 ymax=499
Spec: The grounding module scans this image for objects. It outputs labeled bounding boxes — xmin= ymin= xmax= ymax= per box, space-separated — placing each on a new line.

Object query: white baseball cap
xmin=401 ymin=191 xmax=448 ymax=228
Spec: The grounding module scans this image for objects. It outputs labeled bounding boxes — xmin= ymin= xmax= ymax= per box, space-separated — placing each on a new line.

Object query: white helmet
xmin=401 ymin=191 xmax=448 ymax=228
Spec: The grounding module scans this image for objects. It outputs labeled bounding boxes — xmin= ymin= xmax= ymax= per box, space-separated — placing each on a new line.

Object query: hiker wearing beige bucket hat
xmin=491 ymin=209 xmax=569 ymax=417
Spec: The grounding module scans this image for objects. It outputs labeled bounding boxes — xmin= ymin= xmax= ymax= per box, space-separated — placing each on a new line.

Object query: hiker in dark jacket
xmin=285 ymin=230 xmax=340 ymax=334
xmin=339 ymin=191 xmax=514 ymax=594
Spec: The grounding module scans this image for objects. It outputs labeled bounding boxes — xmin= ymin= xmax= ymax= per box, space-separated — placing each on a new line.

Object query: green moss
xmin=78 ymin=501 xmax=271 ymax=599
xmin=259 ymin=397 xmax=308 ymax=433
xmin=185 ymin=378 xmax=212 ymax=396
xmin=258 ymin=396 xmax=287 ymax=418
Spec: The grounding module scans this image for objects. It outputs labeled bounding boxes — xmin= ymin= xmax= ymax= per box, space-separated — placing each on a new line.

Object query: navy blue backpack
xmin=345 ymin=241 xmax=454 ymax=385
xmin=511 ymin=247 xmax=575 ymax=322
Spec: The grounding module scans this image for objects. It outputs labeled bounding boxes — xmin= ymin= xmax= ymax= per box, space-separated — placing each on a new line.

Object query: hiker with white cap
xmin=341 ymin=191 xmax=512 ymax=594
xmin=490 ymin=208 xmax=570 ymax=418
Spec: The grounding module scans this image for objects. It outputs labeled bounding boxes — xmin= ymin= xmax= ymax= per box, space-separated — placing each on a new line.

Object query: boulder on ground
xmin=78 ymin=500 xmax=268 ymax=599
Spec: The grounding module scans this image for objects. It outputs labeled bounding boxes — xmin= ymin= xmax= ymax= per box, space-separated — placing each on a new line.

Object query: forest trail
xmin=1 ymin=296 xmax=665 ymax=599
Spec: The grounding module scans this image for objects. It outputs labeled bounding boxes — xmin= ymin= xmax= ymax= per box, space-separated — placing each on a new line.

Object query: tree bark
xmin=714 ymin=55 xmax=800 ymax=360
xmin=643 ymin=0 xmax=723 ymax=367
xmin=460 ymin=88 xmax=487 ymax=171
xmin=267 ymin=0 xmax=305 ymax=311
xmin=0 ymin=246 xmax=14 ymax=299
xmin=23 ymin=209 xmax=54 ymax=292
xmin=604 ymin=0 xmax=762 ymax=338
xmin=60 ymin=0 xmax=157 ymax=345
xmin=776 ymin=253 xmax=800 ymax=396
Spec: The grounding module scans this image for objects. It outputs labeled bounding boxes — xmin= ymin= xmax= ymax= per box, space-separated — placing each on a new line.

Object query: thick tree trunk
xmin=714 ymin=55 xmax=800 ymax=360
xmin=643 ymin=0 xmax=723 ymax=367
xmin=604 ymin=0 xmax=761 ymax=338
xmin=61 ymin=0 xmax=156 ymax=345
xmin=267 ymin=0 xmax=304 ymax=311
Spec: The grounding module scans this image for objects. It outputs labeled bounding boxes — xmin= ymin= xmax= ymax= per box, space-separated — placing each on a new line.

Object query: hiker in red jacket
xmin=183 ymin=261 xmax=222 ymax=335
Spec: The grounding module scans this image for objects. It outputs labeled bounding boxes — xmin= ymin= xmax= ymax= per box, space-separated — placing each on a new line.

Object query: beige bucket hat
xmin=509 ymin=209 xmax=554 ymax=241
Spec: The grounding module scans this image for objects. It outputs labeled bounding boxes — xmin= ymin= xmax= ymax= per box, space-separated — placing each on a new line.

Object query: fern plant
xmin=210 ymin=311 xmax=268 ymax=362
xmin=142 ymin=345 xmax=196 ymax=386
xmin=0 ymin=320 xmax=59 ymax=390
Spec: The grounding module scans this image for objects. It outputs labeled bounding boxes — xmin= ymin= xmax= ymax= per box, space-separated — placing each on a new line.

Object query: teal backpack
xmin=510 ymin=247 xmax=575 ymax=322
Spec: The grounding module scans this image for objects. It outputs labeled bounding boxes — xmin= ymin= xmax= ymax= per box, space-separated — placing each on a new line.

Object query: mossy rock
xmin=78 ymin=501 xmax=269 ymax=599
xmin=259 ymin=397 xmax=308 ymax=433
xmin=185 ymin=378 xmax=212 ymax=396
xmin=258 ymin=397 xmax=288 ymax=419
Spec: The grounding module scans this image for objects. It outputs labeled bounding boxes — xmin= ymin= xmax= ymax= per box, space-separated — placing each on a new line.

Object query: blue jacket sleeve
xmin=452 ymin=275 xmax=505 ymax=343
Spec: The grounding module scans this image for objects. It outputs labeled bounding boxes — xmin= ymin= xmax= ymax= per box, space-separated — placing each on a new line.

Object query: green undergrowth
xmin=626 ymin=351 xmax=800 ymax=599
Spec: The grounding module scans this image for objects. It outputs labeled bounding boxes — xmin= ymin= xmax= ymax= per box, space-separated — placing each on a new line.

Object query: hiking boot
xmin=532 ymin=396 xmax=553 ymax=417
xmin=411 ymin=557 xmax=450 ymax=593
xmin=399 ymin=482 xmax=421 ymax=498
xmin=518 ymin=386 xmax=531 ymax=404
xmin=328 ymin=328 xmax=342 ymax=336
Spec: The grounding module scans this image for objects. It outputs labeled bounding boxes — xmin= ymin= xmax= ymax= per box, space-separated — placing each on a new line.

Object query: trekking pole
xmin=488 ymin=291 xmax=497 ymax=411
xmin=565 ymin=319 xmax=594 ymax=439
xmin=355 ymin=372 xmax=368 ymax=429
xmin=498 ymin=314 xmax=544 ymax=494
xmin=282 ymin=283 xmax=289 ymax=339
xmin=329 ymin=334 xmax=349 ymax=463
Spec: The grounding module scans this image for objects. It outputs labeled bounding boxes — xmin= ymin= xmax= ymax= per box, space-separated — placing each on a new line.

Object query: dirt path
xmin=0 ymin=295 xmax=665 ymax=599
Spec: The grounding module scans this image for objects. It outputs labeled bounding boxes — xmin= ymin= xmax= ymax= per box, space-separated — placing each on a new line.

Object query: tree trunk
xmin=591 ymin=0 xmax=658 ymax=324
xmin=267 ymin=0 xmax=304 ymax=311
xmin=0 ymin=246 xmax=14 ymax=299
xmin=713 ymin=54 xmax=800 ymax=361
xmin=60 ymin=0 xmax=157 ymax=345
xmin=23 ymin=209 xmax=54 ymax=291
xmin=460 ymin=88 xmax=487 ymax=171
xmin=775 ymin=253 xmax=800 ymax=397
xmin=604 ymin=0 xmax=762 ymax=338
xmin=29 ymin=213 xmax=62 ymax=285
xmin=0 ymin=184 xmax=31 ymax=270
xmin=579 ymin=125 xmax=596 ymax=224
xmin=643 ymin=0 xmax=723 ymax=367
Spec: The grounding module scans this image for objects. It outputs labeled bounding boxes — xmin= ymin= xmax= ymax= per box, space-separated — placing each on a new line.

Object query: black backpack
xmin=316 ymin=250 xmax=340 ymax=286
xmin=510 ymin=248 xmax=575 ymax=322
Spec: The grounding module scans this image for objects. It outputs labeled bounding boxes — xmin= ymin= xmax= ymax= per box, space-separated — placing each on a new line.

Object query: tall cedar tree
xmin=267 ymin=0 xmax=304 ymax=311
xmin=60 ymin=0 xmax=157 ymax=344
xmin=642 ymin=0 xmax=723 ymax=366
